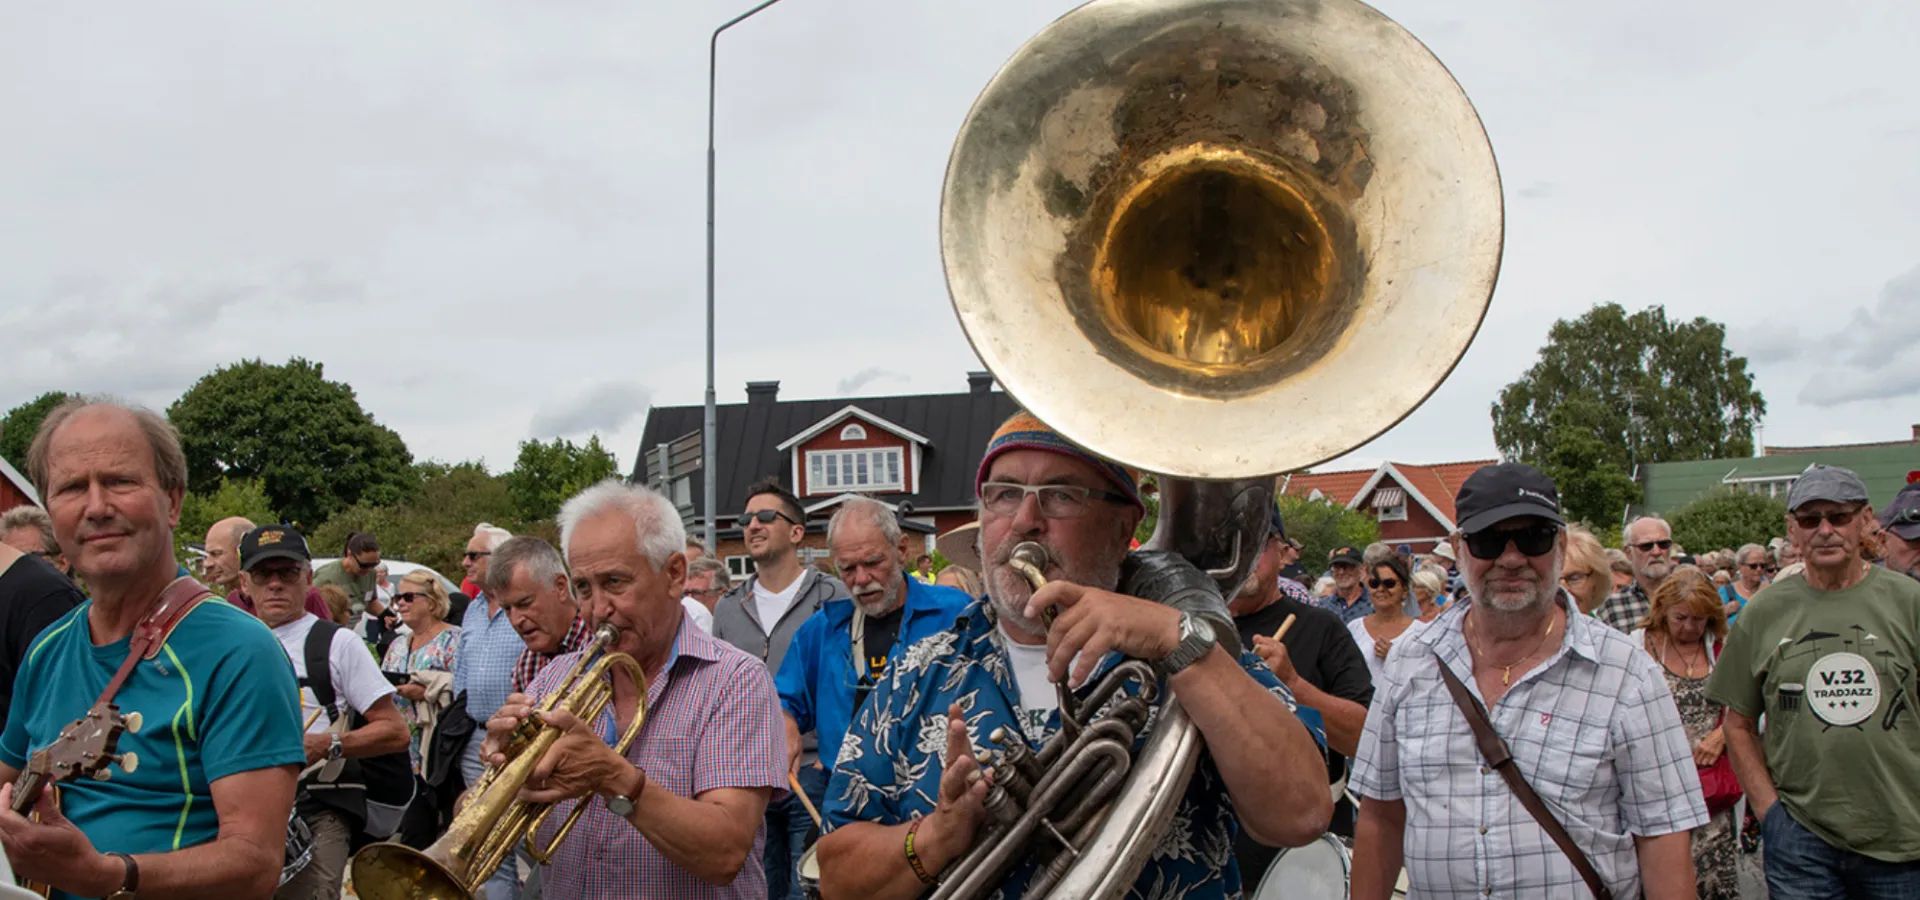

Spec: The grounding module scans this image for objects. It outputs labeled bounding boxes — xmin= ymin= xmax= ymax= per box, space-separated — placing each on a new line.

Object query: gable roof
xmin=774 ymin=405 xmax=933 ymax=452
xmin=633 ymin=381 xmax=1020 ymax=519
xmin=0 ymin=457 xmax=38 ymax=508
xmin=1637 ymin=441 xmax=1920 ymax=516
xmin=1280 ymin=459 xmax=1497 ymax=529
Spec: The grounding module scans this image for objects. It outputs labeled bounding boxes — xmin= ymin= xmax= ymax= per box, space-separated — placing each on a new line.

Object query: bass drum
xmin=282 ymin=810 xmax=314 ymax=887
xmin=1251 ymin=832 xmax=1350 ymax=900
xmin=798 ymin=844 xmax=821 ymax=900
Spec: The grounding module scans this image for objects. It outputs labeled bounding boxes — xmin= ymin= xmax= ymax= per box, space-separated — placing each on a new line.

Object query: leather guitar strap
xmin=96 ymin=577 xmax=214 ymax=705
xmin=1434 ymin=657 xmax=1614 ymax=900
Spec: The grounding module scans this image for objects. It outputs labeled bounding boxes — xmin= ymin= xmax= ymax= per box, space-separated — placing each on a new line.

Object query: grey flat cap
xmin=1786 ymin=465 xmax=1869 ymax=512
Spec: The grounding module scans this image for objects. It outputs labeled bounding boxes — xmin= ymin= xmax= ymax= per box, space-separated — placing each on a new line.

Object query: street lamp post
xmin=705 ymin=0 xmax=792 ymax=551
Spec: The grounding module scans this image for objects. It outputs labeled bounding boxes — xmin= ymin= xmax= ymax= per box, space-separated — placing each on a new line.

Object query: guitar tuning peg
xmin=117 ymin=752 xmax=139 ymax=775
xmin=123 ymin=712 xmax=143 ymax=734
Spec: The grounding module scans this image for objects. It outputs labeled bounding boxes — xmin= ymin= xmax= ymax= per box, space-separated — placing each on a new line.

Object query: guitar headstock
xmin=14 ymin=701 xmax=141 ymax=813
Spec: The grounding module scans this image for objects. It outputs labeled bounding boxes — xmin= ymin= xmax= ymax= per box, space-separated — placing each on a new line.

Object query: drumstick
xmin=789 ymin=772 xmax=824 ymax=831
xmin=1272 ymin=613 xmax=1298 ymax=641
xmin=303 ymin=707 xmax=323 ymax=731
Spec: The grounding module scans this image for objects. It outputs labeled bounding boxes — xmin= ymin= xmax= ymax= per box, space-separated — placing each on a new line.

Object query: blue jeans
xmin=464 ymin=735 xmax=524 ymax=900
xmin=1764 ymin=802 xmax=1920 ymax=900
xmin=764 ymin=764 xmax=829 ymax=900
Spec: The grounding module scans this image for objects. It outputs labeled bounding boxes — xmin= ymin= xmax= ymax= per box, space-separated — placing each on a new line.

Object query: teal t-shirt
xmin=0 ymin=597 xmax=304 ymax=893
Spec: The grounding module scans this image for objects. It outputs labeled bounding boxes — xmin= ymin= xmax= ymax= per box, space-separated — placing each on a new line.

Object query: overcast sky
xmin=3 ymin=0 xmax=1916 ymax=480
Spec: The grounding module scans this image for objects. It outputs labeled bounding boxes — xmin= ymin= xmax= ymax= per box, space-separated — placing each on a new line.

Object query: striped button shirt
xmin=1350 ymin=594 xmax=1707 ymax=900
xmin=531 ymin=609 xmax=788 ymax=900
xmin=452 ymin=593 xmax=526 ymax=728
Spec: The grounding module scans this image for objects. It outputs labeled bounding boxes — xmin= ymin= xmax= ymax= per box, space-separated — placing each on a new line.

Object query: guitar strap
xmin=96 ymin=577 xmax=215 ymax=706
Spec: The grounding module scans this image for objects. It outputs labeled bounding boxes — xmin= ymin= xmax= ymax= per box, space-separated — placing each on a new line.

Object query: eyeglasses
xmin=1463 ymin=525 xmax=1558 ymax=561
xmin=1560 ymin=571 xmax=1591 ymax=586
xmin=684 ymin=587 xmax=724 ymax=599
xmin=1367 ymin=577 xmax=1400 ymax=590
xmin=737 ymin=509 xmax=800 ymax=528
xmin=1763 ymin=565 xmax=1779 ymax=575
xmin=979 ymin=482 xmax=1129 ymax=519
xmin=1793 ymin=508 xmax=1860 ymax=530
xmin=463 ymin=551 xmax=492 ymax=561
xmin=249 ymin=565 xmax=305 ymax=584
xmin=1630 ymin=539 xmax=1674 ymax=553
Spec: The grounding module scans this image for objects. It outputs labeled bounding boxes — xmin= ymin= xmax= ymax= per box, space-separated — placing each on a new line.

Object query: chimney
xmin=746 ymin=381 xmax=780 ymax=405
xmin=967 ymin=371 xmax=994 ymax=396
xmin=1912 ymin=424 xmax=1919 ymax=441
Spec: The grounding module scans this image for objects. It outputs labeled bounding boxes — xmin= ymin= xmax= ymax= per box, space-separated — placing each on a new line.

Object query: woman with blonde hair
xmin=935 ymin=563 xmax=984 ymax=598
xmin=1558 ymin=524 xmax=1612 ymax=615
xmin=379 ymin=570 xmax=460 ymax=776
xmin=1409 ymin=566 xmax=1447 ymax=622
xmin=1632 ymin=567 xmax=1736 ymax=899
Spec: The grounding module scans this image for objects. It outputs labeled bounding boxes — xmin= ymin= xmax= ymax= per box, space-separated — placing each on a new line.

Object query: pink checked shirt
xmin=530 ymin=609 xmax=788 ymax=900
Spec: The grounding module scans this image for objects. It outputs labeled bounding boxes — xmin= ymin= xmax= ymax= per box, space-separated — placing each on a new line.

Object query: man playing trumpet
xmin=479 ymin=480 xmax=787 ymax=899
xmin=815 ymin=413 xmax=1331 ymax=899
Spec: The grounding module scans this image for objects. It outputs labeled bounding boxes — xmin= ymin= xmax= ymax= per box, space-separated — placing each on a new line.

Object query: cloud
xmin=1517 ymin=181 xmax=1558 ymax=199
xmin=836 ymin=368 xmax=908 ymax=396
xmin=1797 ymin=264 xmax=1920 ymax=406
xmin=529 ymin=382 xmax=653 ymax=438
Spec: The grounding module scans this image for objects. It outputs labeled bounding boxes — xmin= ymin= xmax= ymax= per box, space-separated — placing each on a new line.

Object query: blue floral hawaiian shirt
xmin=825 ymin=597 xmax=1326 ymax=900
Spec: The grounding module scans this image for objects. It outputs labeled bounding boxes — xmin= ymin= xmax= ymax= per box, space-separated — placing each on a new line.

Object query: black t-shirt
xmin=858 ymin=607 xmax=904 ymax=684
xmin=0 ymin=554 xmax=86 ymax=731
xmin=1233 ymin=592 xmax=1374 ymax=866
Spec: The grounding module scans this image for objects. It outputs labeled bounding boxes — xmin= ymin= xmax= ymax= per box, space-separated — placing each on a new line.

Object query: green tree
xmin=313 ymin=461 xmax=555 ymax=582
xmin=0 ymin=391 xmax=73 ymax=470
xmin=1667 ymin=488 xmax=1788 ymax=557
xmin=167 ymin=359 xmax=414 ymax=528
xmin=174 ymin=478 xmax=278 ymax=559
xmin=1277 ymin=494 xmax=1380 ymax=581
xmin=503 ymin=436 xmax=619 ymax=522
xmin=1492 ymin=304 xmax=1765 ymax=526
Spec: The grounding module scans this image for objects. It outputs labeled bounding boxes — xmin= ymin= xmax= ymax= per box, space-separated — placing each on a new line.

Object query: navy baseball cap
xmin=1881 ymin=484 xmax=1920 ymax=540
xmin=1454 ymin=462 xmax=1565 ymax=534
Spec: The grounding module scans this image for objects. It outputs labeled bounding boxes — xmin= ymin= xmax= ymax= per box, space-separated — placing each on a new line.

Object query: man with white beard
xmin=1597 ymin=516 xmax=1679 ymax=633
xmin=1350 ymin=462 xmax=1706 ymax=900
xmin=773 ymin=496 xmax=970 ymax=824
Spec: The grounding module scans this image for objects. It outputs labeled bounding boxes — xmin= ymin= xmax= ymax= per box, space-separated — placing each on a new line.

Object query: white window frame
xmin=1724 ymin=474 xmax=1798 ymax=500
xmin=726 ymin=555 xmax=756 ymax=580
xmin=1378 ymin=500 xmax=1407 ymax=522
xmin=839 ymin=423 xmax=867 ymax=441
xmin=803 ymin=447 xmax=906 ymax=494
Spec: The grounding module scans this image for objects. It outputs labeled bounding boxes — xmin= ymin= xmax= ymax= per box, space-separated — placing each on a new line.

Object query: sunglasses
xmin=392 ymin=592 xmax=428 ymax=604
xmin=1367 ymin=577 xmax=1400 ymax=590
xmin=1741 ymin=561 xmax=1767 ymax=570
xmin=463 ymin=551 xmax=492 ymax=561
xmin=249 ymin=565 xmax=305 ymax=584
xmin=1793 ymin=509 xmax=1860 ymax=530
xmin=737 ymin=509 xmax=800 ymax=528
xmin=1630 ymin=539 xmax=1674 ymax=553
xmin=1463 ymin=525 xmax=1559 ymax=560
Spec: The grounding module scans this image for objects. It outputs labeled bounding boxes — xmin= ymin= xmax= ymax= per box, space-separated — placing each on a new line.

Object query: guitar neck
xmin=10 ymin=770 xmax=45 ymax=816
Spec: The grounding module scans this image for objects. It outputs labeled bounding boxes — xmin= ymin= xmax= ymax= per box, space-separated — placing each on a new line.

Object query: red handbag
xmin=1698 ymin=703 xmax=1743 ymax=816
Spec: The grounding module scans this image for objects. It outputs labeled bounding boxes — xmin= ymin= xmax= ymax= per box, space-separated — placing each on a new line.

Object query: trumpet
xmin=350 ymin=624 xmax=647 ymax=900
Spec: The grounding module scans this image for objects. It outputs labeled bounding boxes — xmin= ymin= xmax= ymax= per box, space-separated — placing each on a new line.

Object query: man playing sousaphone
xmin=0 ymin=399 xmax=306 ymax=898
xmin=478 ymin=480 xmax=788 ymax=898
xmin=815 ymin=413 xmax=1331 ymax=899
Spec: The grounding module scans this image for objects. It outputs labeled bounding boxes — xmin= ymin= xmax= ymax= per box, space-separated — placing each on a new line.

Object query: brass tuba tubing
xmin=349 ymin=624 xmax=649 ymax=900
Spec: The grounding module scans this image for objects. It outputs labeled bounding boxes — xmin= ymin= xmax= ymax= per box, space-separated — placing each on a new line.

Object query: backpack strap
xmin=301 ymin=618 xmax=343 ymax=723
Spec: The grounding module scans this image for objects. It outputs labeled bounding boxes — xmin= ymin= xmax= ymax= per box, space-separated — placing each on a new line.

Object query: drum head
xmin=1252 ymin=833 xmax=1351 ymax=900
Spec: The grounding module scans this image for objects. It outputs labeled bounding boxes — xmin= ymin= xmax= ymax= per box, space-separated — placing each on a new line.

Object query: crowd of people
xmin=0 ymin=395 xmax=1914 ymax=900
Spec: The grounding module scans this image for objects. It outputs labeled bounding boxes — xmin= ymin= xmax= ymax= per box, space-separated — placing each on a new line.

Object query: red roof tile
xmin=1279 ymin=459 xmax=1499 ymax=527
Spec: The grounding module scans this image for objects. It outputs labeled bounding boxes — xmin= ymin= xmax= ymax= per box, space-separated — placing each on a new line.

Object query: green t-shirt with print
xmin=1705 ymin=566 xmax=1920 ymax=861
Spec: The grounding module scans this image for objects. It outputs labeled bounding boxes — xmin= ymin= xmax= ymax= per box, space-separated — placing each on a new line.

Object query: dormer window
xmin=840 ymin=423 xmax=868 ymax=441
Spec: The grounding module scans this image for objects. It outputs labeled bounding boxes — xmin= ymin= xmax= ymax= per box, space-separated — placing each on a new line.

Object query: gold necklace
xmin=1660 ymin=635 xmax=1705 ymax=678
xmin=1467 ymin=612 xmax=1558 ymax=686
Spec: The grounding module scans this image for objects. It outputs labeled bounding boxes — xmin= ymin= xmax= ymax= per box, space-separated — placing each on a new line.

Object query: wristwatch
xmin=1159 ymin=612 xmax=1218 ymax=676
xmin=604 ymin=766 xmax=647 ymax=817
xmin=326 ymin=734 xmax=344 ymax=761
xmin=104 ymin=851 xmax=138 ymax=900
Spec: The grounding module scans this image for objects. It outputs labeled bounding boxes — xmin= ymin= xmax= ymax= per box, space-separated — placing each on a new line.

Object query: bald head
xmin=203 ymin=516 xmax=256 ymax=591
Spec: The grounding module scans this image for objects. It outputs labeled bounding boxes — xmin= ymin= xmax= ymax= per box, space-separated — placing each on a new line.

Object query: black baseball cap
xmin=1269 ymin=508 xmax=1289 ymax=544
xmin=241 ymin=525 xmax=311 ymax=570
xmin=1454 ymin=462 xmax=1566 ymax=534
xmin=1328 ymin=545 xmax=1363 ymax=566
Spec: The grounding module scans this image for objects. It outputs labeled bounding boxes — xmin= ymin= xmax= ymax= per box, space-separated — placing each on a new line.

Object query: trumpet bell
xmin=350 ymin=842 xmax=470 ymax=900
xmin=942 ymin=0 xmax=1503 ymax=478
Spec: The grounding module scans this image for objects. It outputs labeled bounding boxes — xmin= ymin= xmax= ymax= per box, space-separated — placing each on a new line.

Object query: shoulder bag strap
xmin=1434 ymin=656 xmax=1614 ymax=900
xmin=303 ymin=618 xmax=343 ymax=723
